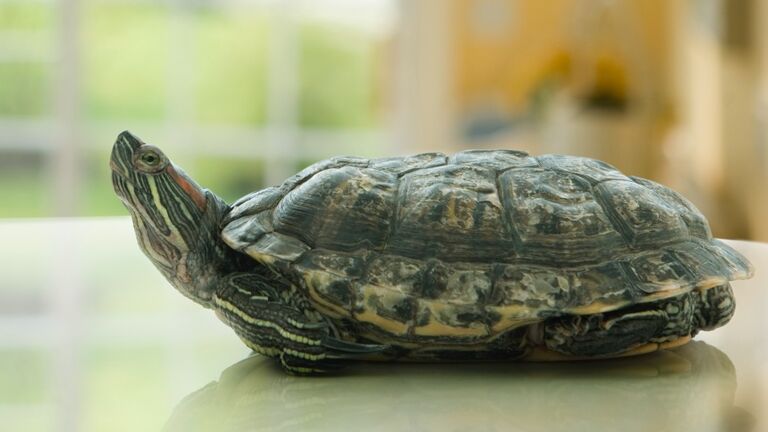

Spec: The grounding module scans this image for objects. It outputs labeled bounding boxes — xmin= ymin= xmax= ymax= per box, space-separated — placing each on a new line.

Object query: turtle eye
xmin=134 ymin=146 xmax=168 ymax=173
xmin=142 ymin=152 xmax=159 ymax=165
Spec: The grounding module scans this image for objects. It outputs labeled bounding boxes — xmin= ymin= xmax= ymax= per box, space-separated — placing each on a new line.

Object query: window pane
xmin=83 ymin=346 xmax=168 ymax=432
xmin=0 ymin=63 xmax=51 ymax=116
xmin=193 ymin=156 xmax=265 ymax=204
xmin=193 ymin=9 xmax=269 ymax=126
xmin=0 ymin=349 xmax=51 ymax=404
xmin=83 ymin=4 xmax=169 ymax=120
xmin=80 ymin=147 xmax=128 ymax=217
xmin=0 ymin=152 xmax=50 ymax=217
xmin=0 ymin=3 xmax=52 ymax=30
xmin=299 ymin=22 xmax=380 ymax=128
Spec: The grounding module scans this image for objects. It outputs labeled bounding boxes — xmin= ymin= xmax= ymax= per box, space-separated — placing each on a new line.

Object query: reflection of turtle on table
xmin=164 ymin=342 xmax=753 ymax=432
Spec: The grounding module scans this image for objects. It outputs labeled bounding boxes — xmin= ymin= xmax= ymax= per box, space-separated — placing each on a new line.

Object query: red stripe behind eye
xmin=166 ymin=165 xmax=207 ymax=210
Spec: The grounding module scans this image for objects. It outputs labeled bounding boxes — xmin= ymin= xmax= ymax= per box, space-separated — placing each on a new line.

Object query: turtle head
xmin=110 ymin=131 xmax=233 ymax=307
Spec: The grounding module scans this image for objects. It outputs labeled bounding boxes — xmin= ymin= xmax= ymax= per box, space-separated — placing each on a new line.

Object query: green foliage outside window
xmin=0 ymin=4 xmax=384 ymax=218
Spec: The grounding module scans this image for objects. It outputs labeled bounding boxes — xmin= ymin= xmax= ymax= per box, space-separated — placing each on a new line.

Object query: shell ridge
xmin=494 ymin=167 xmax=525 ymax=254
xmin=495 ymin=158 xmax=542 ymax=177
xmin=380 ymin=165 xmax=403 ymax=251
xmin=590 ymin=179 xmax=636 ymax=247
xmin=395 ymin=154 xmax=449 ymax=178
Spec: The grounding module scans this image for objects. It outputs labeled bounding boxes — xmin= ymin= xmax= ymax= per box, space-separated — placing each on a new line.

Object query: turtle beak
xmin=110 ymin=130 xmax=144 ymax=177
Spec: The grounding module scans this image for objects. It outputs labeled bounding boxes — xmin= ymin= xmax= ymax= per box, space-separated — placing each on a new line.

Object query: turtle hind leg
xmin=542 ymin=292 xmax=697 ymax=358
xmin=213 ymin=272 xmax=388 ymax=375
xmin=695 ymin=284 xmax=735 ymax=330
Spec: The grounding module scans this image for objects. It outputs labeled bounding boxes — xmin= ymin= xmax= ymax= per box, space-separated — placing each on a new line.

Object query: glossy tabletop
xmin=0 ymin=218 xmax=765 ymax=432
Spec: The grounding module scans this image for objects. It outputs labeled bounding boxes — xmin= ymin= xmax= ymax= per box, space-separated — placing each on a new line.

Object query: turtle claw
xmin=322 ymin=337 xmax=390 ymax=357
xmin=279 ymin=352 xmax=346 ymax=376
xmin=297 ymin=320 xmax=329 ymax=330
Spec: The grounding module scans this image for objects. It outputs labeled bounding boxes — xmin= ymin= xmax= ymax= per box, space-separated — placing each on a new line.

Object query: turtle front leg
xmin=212 ymin=273 xmax=387 ymax=375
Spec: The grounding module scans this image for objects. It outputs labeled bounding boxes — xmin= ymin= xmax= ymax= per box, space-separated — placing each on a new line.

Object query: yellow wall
xmin=454 ymin=0 xmax=673 ymax=121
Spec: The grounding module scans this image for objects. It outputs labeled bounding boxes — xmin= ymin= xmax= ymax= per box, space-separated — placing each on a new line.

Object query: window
xmin=0 ymin=0 xmax=396 ymax=216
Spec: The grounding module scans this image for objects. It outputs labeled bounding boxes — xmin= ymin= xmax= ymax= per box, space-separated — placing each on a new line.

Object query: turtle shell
xmin=220 ymin=150 xmax=753 ymax=344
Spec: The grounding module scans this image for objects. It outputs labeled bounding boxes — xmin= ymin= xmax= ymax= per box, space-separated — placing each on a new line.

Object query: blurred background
xmin=1 ymin=0 xmax=768 ymax=239
xmin=2 ymin=1 xmax=768 ymax=431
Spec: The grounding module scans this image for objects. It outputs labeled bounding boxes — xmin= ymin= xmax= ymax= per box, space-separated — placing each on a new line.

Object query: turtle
xmin=110 ymin=131 xmax=754 ymax=375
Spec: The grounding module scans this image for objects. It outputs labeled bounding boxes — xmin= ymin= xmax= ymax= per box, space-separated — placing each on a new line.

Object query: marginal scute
xmin=498 ymin=168 xmax=624 ymax=263
xmin=364 ymin=254 xmax=424 ymax=296
xmin=443 ymin=267 xmax=493 ymax=303
xmin=671 ymin=242 xmax=731 ymax=289
xmin=354 ymin=285 xmax=414 ymax=335
xmin=491 ymin=265 xmax=568 ymax=309
xmin=413 ymin=301 xmax=489 ymax=339
xmin=625 ymin=249 xmax=693 ymax=295
xmin=222 ymin=187 xmax=282 ymax=226
xmin=243 ymin=232 xmax=309 ymax=264
xmin=295 ymin=249 xmax=367 ymax=279
xmin=710 ymin=239 xmax=755 ymax=280
xmin=301 ymin=270 xmax=355 ymax=316
xmin=565 ymin=263 xmax=630 ymax=312
xmin=220 ymin=211 xmax=273 ymax=250
xmin=489 ymin=262 xmax=630 ymax=317
xmin=292 ymin=250 xmax=363 ymax=317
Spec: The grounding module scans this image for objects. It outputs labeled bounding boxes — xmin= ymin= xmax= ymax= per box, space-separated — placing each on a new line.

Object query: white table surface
xmin=0 ymin=218 xmax=765 ymax=432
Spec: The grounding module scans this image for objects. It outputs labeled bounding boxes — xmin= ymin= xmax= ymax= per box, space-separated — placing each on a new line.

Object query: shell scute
xmin=670 ymin=242 xmax=730 ymax=288
xmin=364 ymin=254 xmax=424 ymax=296
xmin=710 ymin=239 xmax=755 ymax=280
xmin=625 ymin=249 xmax=692 ymax=295
xmin=442 ymin=267 xmax=493 ymax=303
xmin=498 ymin=168 xmax=624 ymax=262
xmin=564 ymin=263 xmax=631 ymax=313
xmin=244 ymin=232 xmax=310 ymax=265
xmin=223 ymin=186 xmax=282 ymax=226
xmin=596 ymin=180 xmax=688 ymax=247
xmin=389 ymin=164 xmax=514 ymax=261
xmin=220 ymin=211 xmax=273 ymax=250
xmin=630 ymin=176 xmax=712 ymax=239
xmin=537 ymin=154 xmax=628 ymax=183
xmin=273 ymin=166 xmax=397 ymax=251
xmin=450 ymin=149 xmax=538 ymax=170
xmin=295 ymin=249 xmax=367 ymax=279
xmin=330 ymin=155 xmax=370 ymax=166
xmin=413 ymin=301 xmax=489 ymax=339
xmin=488 ymin=262 xmax=630 ymax=317
xmin=354 ymin=285 xmax=414 ymax=335
xmin=490 ymin=265 xmax=569 ymax=309
xmin=369 ymin=152 xmax=448 ymax=176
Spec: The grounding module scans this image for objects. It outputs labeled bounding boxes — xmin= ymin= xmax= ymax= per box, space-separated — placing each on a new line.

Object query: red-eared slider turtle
xmin=111 ymin=131 xmax=754 ymax=374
